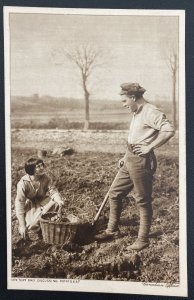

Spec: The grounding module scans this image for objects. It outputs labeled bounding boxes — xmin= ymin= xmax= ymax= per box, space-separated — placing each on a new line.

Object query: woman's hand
xmin=52 ymin=192 xmax=64 ymax=206
xmin=19 ymin=225 xmax=27 ymax=239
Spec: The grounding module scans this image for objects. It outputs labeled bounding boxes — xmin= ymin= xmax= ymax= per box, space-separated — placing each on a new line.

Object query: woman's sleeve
xmin=15 ymin=180 xmax=26 ymax=218
xmin=47 ymin=176 xmax=64 ymax=202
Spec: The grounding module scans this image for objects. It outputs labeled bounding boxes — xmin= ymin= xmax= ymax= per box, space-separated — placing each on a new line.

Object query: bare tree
xmin=52 ymin=44 xmax=105 ymax=130
xmin=165 ymin=47 xmax=178 ymax=130
xmin=162 ymin=35 xmax=179 ymax=130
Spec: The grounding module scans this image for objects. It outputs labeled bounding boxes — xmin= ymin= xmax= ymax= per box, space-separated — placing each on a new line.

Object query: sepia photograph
xmin=4 ymin=6 xmax=187 ymax=297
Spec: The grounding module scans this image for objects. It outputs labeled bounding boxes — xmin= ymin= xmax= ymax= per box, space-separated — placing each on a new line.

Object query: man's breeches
xmin=107 ymin=150 xmax=154 ymax=232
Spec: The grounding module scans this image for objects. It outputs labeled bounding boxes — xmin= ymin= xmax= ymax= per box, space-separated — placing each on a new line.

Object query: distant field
xmin=11 ymin=96 xmax=177 ymax=130
xmin=11 ymin=109 xmax=132 ymax=123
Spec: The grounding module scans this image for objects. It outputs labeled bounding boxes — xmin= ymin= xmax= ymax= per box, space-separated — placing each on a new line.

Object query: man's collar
xmin=134 ymin=104 xmax=143 ymax=115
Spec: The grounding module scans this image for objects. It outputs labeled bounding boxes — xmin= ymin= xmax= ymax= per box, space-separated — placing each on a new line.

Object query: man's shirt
xmin=128 ymin=102 xmax=175 ymax=145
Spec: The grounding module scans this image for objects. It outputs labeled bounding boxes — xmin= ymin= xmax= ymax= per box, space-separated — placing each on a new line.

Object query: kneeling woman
xmin=15 ymin=157 xmax=64 ymax=239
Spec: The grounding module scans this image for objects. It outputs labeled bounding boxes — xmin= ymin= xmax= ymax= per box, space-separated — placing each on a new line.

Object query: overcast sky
xmin=9 ymin=11 xmax=179 ymax=101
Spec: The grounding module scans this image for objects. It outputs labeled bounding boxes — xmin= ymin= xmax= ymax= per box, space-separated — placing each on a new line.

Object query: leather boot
xmin=94 ymin=229 xmax=120 ymax=241
xmin=127 ymin=204 xmax=152 ymax=251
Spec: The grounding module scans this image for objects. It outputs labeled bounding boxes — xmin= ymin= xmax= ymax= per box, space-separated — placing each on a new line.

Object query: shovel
xmin=74 ymin=189 xmax=111 ymax=245
xmin=92 ymin=191 xmax=109 ymax=226
xmin=91 ymin=161 xmax=126 ymax=226
xmin=74 ymin=169 xmax=124 ymax=244
xmin=92 ymin=168 xmax=121 ymax=226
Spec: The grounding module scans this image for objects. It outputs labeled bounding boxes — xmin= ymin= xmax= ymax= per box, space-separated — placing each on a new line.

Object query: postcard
xmin=4 ymin=6 xmax=187 ymax=297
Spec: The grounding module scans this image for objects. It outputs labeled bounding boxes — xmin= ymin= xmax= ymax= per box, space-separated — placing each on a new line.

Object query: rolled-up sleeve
xmin=145 ymin=109 xmax=175 ymax=133
xmin=15 ymin=181 xmax=26 ymax=217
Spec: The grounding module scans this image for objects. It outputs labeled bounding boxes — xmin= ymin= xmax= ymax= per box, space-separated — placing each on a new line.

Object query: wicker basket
xmin=40 ymin=212 xmax=79 ymax=245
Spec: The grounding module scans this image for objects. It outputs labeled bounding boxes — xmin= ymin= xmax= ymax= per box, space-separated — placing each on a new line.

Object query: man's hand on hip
xmin=132 ymin=145 xmax=152 ymax=156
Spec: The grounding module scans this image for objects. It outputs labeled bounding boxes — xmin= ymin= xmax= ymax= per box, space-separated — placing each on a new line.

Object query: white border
xmin=4 ymin=6 xmax=187 ymax=297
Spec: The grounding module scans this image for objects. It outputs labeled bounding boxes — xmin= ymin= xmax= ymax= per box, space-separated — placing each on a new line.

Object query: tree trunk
xmin=172 ymin=54 xmax=177 ymax=130
xmin=84 ymin=95 xmax=89 ymax=130
xmin=172 ymin=72 xmax=176 ymax=130
xmin=82 ymin=75 xmax=90 ymax=130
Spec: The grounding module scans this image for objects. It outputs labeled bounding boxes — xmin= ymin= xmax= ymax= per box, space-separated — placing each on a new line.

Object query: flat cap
xmin=120 ymin=82 xmax=146 ymax=95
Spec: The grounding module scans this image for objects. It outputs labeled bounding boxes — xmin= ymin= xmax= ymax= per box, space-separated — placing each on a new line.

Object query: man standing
xmin=95 ymin=83 xmax=175 ymax=251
